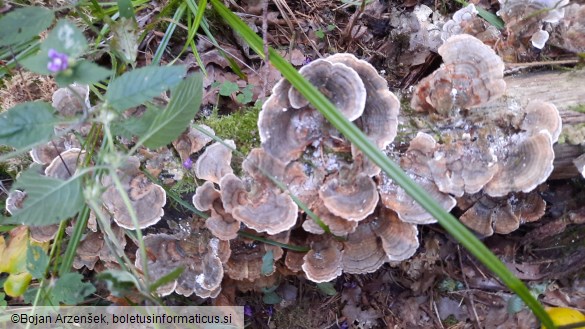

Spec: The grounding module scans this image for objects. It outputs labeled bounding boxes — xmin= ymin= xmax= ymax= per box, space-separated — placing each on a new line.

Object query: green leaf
xmin=236 ymin=84 xmax=254 ymax=104
xmin=261 ymin=250 xmax=274 ymax=276
xmin=0 ymin=7 xmax=54 ymax=47
xmin=316 ymin=282 xmax=337 ymax=296
xmin=117 ymin=0 xmax=135 ymax=19
xmin=0 ymin=292 xmax=6 ymax=307
xmin=139 ymin=73 xmax=203 ymax=148
xmin=1 ymin=169 xmax=84 ymax=226
xmin=111 ymin=104 xmax=158 ymax=138
xmin=55 ymin=60 xmax=111 ymax=86
xmin=0 ymin=102 xmax=57 ymax=149
xmin=26 ymin=245 xmax=49 ymax=280
xmin=262 ymin=291 xmax=282 ymax=305
xmin=42 ymin=20 xmax=88 ymax=58
xmin=218 ymin=81 xmax=239 ymax=96
xmin=97 ymin=269 xmax=141 ymax=297
xmin=52 ymin=272 xmax=96 ymax=304
xmin=110 ymin=17 xmax=139 ymax=65
xmin=20 ymin=52 xmax=52 ymax=75
xmin=149 ymin=266 xmax=184 ymax=292
xmin=105 ymin=65 xmax=186 ymax=112
xmin=314 ymin=29 xmax=325 ymax=39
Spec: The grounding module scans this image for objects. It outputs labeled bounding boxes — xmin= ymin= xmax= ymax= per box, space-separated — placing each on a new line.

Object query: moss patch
xmin=569 ymin=104 xmax=585 ymax=114
xmin=558 ymin=123 xmax=585 ymax=145
xmin=199 ymin=104 xmax=261 ymax=156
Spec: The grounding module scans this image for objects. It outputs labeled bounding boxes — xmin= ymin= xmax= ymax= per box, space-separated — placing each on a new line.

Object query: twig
xmin=432 ymin=298 xmax=446 ymax=329
xmin=260 ymin=0 xmax=269 ymax=100
xmin=458 ymin=245 xmax=482 ymax=329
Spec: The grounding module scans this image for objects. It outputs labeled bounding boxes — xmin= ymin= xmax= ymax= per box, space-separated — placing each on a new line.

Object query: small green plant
xmin=211 ymin=80 xmax=255 ymax=104
xmin=0 ymin=8 xmax=203 ymax=306
xmin=314 ymin=24 xmax=336 ymax=39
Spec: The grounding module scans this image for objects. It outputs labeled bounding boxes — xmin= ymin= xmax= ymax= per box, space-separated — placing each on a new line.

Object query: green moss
xmin=559 ymin=123 xmax=585 ymax=145
xmin=199 ymin=104 xmax=261 ymax=157
xmin=569 ymin=104 xmax=585 ymax=114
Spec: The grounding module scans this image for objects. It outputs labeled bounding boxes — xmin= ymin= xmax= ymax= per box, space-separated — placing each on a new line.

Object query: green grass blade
xmin=209 ymin=0 xmax=554 ymax=327
xmin=151 ymin=3 xmax=186 ymax=66
xmin=453 ymin=0 xmax=504 ymax=29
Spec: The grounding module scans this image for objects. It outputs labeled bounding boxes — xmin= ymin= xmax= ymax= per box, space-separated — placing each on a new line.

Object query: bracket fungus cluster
xmin=136 ymin=219 xmax=230 ymax=298
xmin=408 ymin=34 xmax=561 ymax=235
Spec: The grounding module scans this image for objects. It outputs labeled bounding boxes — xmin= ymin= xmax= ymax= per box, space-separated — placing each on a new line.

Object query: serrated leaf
xmin=0 ymin=102 xmax=57 ymax=149
xmin=262 ymin=291 xmax=281 ymax=305
xmin=0 ymin=7 xmax=55 ymax=47
xmin=149 ymin=266 xmax=184 ymax=292
xmin=97 ymin=269 xmax=141 ymax=297
xmin=261 ymin=250 xmax=274 ymax=276
xmin=42 ymin=20 xmax=88 ymax=58
xmin=26 ymin=245 xmax=49 ymax=280
xmin=316 ymin=282 xmax=337 ymax=296
xmin=55 ymin=61 xmax=111 ymax=86
xmin=52 ymin=272 xmax=96 ymax=304
xmin=110 ymin=18 xmax=139 ymax=65
xmin=140 ymin=73 xmax=202 ymax=148
xmin=105 ymin=65 xmax=186 ymax=112
xmin=1 ymin=169 xmax=84 ymax=226
xmin=218 ymin=81 xmax=239 ymax=96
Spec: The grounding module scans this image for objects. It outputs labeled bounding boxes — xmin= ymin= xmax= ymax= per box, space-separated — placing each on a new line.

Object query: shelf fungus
xmin=483 ymin=101 xmax=561 ymax=197
xmin=194 ymin=140 xmax=235 ymax=184
xmin=378 ymin=133 xmax=456 ymax=224
xmin=441 ymin=4 xmax=500 ymax=46
xmin=136 ymin=232 xmax=228 ymax=298
xmin=411 ymin=34 xmax=505 ymax=115
xmin=73 ymin=224 xmax=127 ymax=270
xmin=52 ymin=84 xmax=90 ymax=117
xmin=302 ymin=202 xmax=359 ymax=237
xmin=224 ymin=231 xmax=287 ymax=282
xmin=319 ymin=170 xmax=379 ymax=222
xmin=301 ymin=236 xmax=344 ymax=283
xmin=193 ymin=180 xmax=240 ymax=241
xmin=44 ymin=148 xmax=85 ymax=179
xmin=30 ymin=134 xmax=81 ymax=166
xmin=342 ymin=208 xmax=419 ymax=274
xmin=172 ymin=124 xmax=214 ymax=163
xmin=458 ymin=191 xmax=546 ymax=236
xmin=102 ymin=156 xmax=166 ymax=230
xmin=222 ymin=149 xmax=298 ymax=235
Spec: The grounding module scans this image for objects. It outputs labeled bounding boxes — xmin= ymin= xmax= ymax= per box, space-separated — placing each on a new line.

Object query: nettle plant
xmin=0 ymin=9 xmax=202 ymax=303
